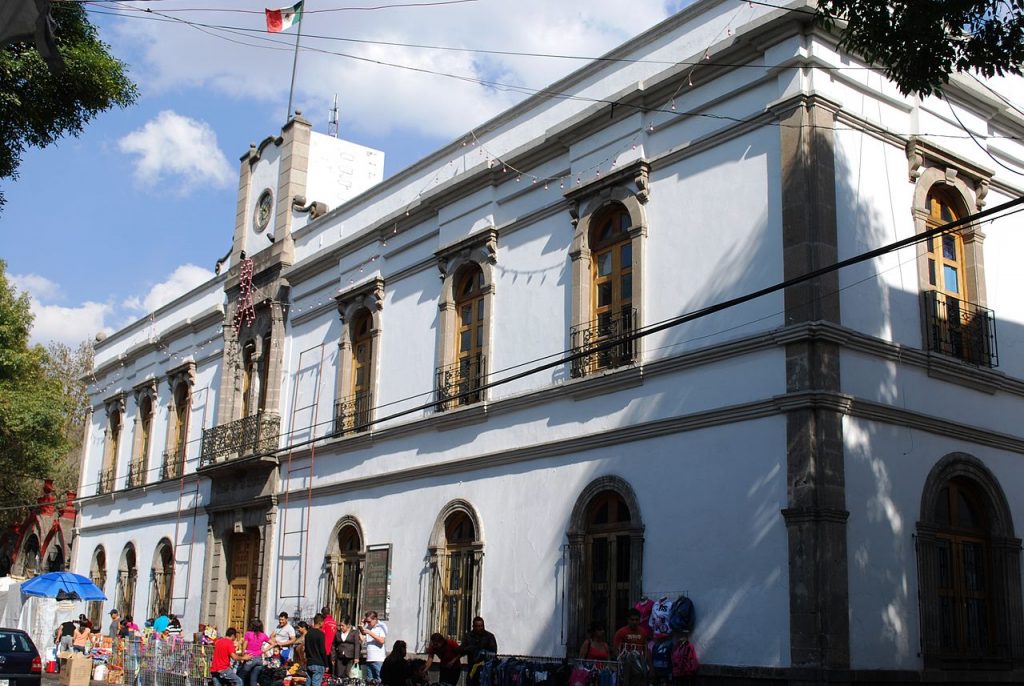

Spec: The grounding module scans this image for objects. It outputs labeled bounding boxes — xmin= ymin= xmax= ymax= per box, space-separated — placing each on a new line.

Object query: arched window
xmin=567 ymin=174 xmax=647 ymax=379
xmin=429 ymin=502 xmax=483 ymax=639
xmin=101 ymin=400 xmax=123 ymax=494
xmin=334 ymin=279 xmax=384 ymax=435
xmin=921 ymin=190 xmax=994 ymax=365
xmin=164 ymin=381 xmax=190 ymax=479
xmin=917 ymin=454 xmax=1024 ymax=666
xmin=435 ymin=231 xmax=495 ymax=412
xmin=149 ymin=539 xmax=174 ymax=618
xmin=88 ymin=546 xmax=107 ymax=627
xmin=21 ymin=534 xmax=40 ymax=578
xmin=441 ymin=265 xmax=486 ymax=407
xmin=327 ymin=522 xmax=364 ymax=622
xmin=129 ymin=394 xmax=153 ymax=488
xmin=242 ymin=341 xmax=257 ymax=419
xmin=115 ymin=543 xmax=138 ymax=618
xmin=566 ymin=477 xmax=644 ymax=652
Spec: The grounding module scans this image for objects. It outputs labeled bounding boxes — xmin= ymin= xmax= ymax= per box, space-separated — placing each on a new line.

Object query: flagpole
xmin=285 ymin=1 xmax=305 ymax=122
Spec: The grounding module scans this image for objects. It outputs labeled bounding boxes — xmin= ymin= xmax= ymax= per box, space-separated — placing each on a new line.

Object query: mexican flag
xmin=265 ymin=1 xmax=303 ymax=33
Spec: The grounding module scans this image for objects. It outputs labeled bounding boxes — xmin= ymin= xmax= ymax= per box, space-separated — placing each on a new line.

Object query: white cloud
xmin=110 ymin=1 xmax=676 ymax=141
xmin=9 ymin=272 xmax=62 ymax=301
xmin=13 ymin=264 xmax=215 ymax=347
xmin=118 ymin=111 xmax=233 ymax=193
xmin=122 ymin=263 xmax=215 ymax=313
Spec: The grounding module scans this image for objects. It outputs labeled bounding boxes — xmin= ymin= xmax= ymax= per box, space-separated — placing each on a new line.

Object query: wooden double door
xmin=227 ymin=531 xmax=261 ymax=631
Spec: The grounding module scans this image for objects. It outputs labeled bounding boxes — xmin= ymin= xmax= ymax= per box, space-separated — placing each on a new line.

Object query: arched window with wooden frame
xmin=115 ymin=543 xmax=138 ymax=619
xmin=436 ymin=231 xmax=496 ymax=412
xmin=129 ymin=382 xmax=156 ymax=489
xmin=916 ymin=453 xmax=1024 ymax=667
xmin=88 ymin=546 xmax=107 ymax=627
xmin=100 ymin=397 xmax=124 ymax=495
xmin=909 ymin=143 xmax=995 ymax=367
xmin=325 ymin=519 xmax=365 ymax=622
xmin=566 ymin=165 xmax=647 ymax=379
xmin=163 ymin=377 xmax=191 ymax=480
xmin=334 ymin=278 xmax=383 ymax=435
xmin=429 ymin=501 xmax=483 ymax=639
xmin=566 ymin=476 xmax=644 ymax=652
xmin=149 ymin=539 xmax=174 ymax=618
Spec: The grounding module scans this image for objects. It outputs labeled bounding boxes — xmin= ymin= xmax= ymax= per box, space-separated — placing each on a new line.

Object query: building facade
xmin=73 ymin=1 xmax=1024 ymax=681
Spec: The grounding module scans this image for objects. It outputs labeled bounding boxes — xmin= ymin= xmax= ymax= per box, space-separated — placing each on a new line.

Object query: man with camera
xmin=358 ymin=611 xmax=387 ymax=683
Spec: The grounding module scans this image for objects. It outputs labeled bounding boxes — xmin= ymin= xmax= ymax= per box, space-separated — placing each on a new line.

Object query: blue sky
xmin=2 ymin=0 xmax=689 ymax=346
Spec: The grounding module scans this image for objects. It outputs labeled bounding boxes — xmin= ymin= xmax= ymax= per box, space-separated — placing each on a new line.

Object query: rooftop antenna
xmin=328 ymin=94 xmax=339 ymax=138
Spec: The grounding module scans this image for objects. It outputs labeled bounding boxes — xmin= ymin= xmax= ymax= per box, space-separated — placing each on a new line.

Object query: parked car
xmin=0 ymin=628 xmax=41 ymax=686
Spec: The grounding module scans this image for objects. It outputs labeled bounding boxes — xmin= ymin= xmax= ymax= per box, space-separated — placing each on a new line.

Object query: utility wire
xmin=82 ymin=5 xmax=1024 ymax=143
xmin=27 ymin=195 xmax=1024 ymax=507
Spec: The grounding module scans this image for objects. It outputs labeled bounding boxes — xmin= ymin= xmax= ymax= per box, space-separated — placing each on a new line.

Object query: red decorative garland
xmin=233 ymin=257 xmax=256 ymax=333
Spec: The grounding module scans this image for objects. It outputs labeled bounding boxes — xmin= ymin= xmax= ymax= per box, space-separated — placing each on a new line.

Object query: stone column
xmin=776 ymin=94 xmax=850 ymax=670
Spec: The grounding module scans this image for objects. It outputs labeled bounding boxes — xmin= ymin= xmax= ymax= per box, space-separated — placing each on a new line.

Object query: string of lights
xmin=62 ymin=198 xmax=1024 ymax=504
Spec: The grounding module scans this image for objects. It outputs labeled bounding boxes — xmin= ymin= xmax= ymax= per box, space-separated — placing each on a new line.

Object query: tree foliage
xmin=0 ymin=261 xmax=78 ymax=528
xmin=0 ymin=3 xmax=137 ymax=208
xmin=816 ymin=0 xmax=1024 ymax=96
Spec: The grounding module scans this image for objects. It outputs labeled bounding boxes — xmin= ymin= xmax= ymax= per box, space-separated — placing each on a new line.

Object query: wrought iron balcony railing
xmin=335 ymin=391 xmax=373 ymax=435
xmin=570 ymin=307 xmax=637 ymax=377
xmin=199 ymin=412 xmax=281 ymax=467
xmin=436 ymin=353 xmax=485 ymax=411
xmin=125 ymin=461 xmax=146 ymax=489
xmin=97 ymin=467 xmax=115 ymax=495
xmin=161 ymin=444 xmax=186 ymax=480
xmin=922 ymin=291 xmax=998 ymax=368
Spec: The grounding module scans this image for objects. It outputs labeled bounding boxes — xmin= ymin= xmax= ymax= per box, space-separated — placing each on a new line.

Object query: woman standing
xmin=72 ymin=616 xmax=92 ymax=653
xmin=331 ymin=617 xmax=359 ymax=678
xmin=240 ymin=619 xmax=270 ymax=686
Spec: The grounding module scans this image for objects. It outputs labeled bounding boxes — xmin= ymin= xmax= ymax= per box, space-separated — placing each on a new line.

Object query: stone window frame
xmin=100 ymin=394 xmax=126 ymax=494
xmin=427 ymin=499 xmax=484 ymax=638
xmin=129 ymin=379 xmax=158 ymax=489
xmin=322 ymin=515 xmax=366 ymax=620
xmin=434 ymin=229 xmax=498 ymax=408
xmin=908 ymin=138 xmax=991 ymax=309
xmin=565 ymin=160 xmax=649 ymax=375
xmin=334 ymin=277 xmax=384 ymax=434
xmin=565 ymin=475 xmax=644 ymax=653
xmin=915 ymin=452 xmax=1024 ymax=667
xmin=116 ymin=541 xmax=139 ymax=619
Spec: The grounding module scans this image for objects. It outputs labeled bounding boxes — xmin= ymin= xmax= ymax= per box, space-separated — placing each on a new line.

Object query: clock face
xmin=254 ymin=189 xmax=273 ymax=233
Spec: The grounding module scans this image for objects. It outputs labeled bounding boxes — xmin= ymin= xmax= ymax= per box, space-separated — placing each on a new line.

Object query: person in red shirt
xmin=212 ymin=627 xmax=249 ymax=686
xmin=319 ymin=607 xmax=337 ymax=672
xmin=426 ymin=633 xmax=462 ymax=686
xmin=612 ymin=610 xmax=650 ymax=656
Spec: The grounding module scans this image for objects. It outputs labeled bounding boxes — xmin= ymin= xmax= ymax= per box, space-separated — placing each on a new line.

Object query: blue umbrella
xmin=20 ymin=572 xmax=107 ymax=601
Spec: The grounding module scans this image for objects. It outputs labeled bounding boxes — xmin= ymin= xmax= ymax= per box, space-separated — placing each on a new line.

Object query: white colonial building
xmin=71 ymin=0 xmax=1024 ymax=682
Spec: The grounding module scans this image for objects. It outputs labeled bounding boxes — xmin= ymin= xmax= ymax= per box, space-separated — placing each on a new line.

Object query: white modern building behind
xmin=67 ymin=1 xmax=1024 ymax=682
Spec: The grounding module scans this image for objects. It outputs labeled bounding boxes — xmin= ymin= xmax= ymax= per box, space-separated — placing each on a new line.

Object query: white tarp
xmin=0 ymin=577 xmax=83 ymax=653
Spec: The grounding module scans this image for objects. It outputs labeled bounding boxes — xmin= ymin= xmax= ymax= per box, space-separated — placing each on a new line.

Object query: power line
xmin=30 ymin=194 xmax=1024 ymax=507
xmin=83 ymin=5 xmax=1024 ymax=143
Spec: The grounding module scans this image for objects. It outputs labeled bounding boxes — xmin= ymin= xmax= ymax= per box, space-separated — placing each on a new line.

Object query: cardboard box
xmin=60 ymin=653 xmax=92 ymax=686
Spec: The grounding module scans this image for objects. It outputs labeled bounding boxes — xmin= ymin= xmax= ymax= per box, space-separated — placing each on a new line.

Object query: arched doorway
xmin=89 ymin=546 xmax=107 ymax=627
xmin=21 ymin=534 xmax=41 ymax=578
xmin=149 ymin=539 xmax=174 ymax=618
xmin=429 ymin=501 xmax=483 ymax=639
xmin=326 ymin=520 xmax=364 ymax=622
xmin=115 ymin=543 xmax=138 ymax=618
xmin=567 ymin=477 xmax=644 ymax=652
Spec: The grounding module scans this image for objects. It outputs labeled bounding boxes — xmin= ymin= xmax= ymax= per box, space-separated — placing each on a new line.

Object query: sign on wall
xmin=361 ymin=544 xmax=391 ymax=620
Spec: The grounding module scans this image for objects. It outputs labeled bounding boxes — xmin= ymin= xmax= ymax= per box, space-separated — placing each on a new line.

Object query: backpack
xmin=650 ymin=639 xmax=673 ymax=676
xmin=669 ymin=595 xmax=695 ymax=633
xmin=649 ymin=597 xmax=673 ymax=637
xmin=671 ymin=640 xmax=699 ymax=677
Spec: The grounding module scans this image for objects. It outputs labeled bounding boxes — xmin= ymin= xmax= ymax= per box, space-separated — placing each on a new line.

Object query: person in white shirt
xmin=271 ymin=612 xmax=297 ymax=661
xmin=358 ymin=611 xmax=387 ymax=683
